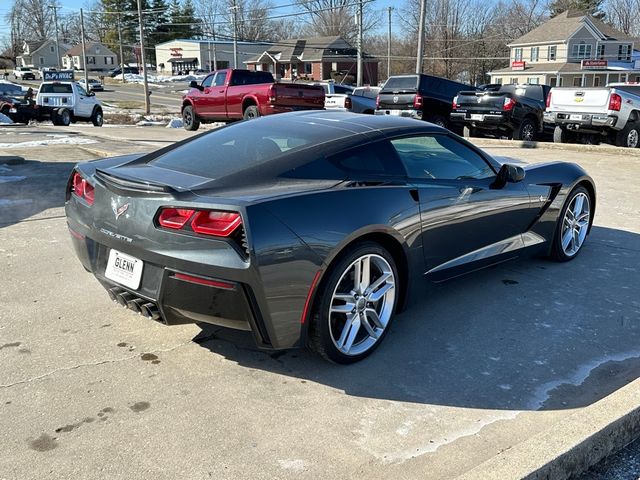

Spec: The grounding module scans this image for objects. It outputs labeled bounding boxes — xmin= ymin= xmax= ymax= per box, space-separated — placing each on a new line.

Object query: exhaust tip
xmin=108 ymin=287 xmax=122 ymax=302
xmin=140 ymin=303 xmax=160 ymax=321
xmin=127 ymin=298 xmax=146 ymax=314
xmin=116 ymin=292 xmax=134 ymax=307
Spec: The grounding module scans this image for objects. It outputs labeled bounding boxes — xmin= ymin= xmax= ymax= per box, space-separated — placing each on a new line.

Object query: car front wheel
xmin=309 ymin=242 xmax=398 ymax=364
xmin=182 ymin=105 xmax=200 ymax=131
xmin=551 ymin=186 xmax=591 ymax=262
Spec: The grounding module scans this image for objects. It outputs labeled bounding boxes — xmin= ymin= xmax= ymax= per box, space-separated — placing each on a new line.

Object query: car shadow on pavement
xmin=194 ymin=225 xmax=640 ymax=412
xmin=0 ymin=159 xmax=76 ymax=229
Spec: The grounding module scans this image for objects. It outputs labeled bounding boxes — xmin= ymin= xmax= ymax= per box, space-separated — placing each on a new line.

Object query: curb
xmin=456 ymin=379 xmax=640 ymax=480
xmin=470 ymin=137 xmax=640 ymax=157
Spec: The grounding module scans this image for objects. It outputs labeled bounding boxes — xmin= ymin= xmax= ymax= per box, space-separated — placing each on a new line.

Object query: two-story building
xmin=62 ymin=42 xmax=117 ymax=72
xmin=15 ymin=40 xmax=70 ymax=69
xmin=490 ymin=10 xmax=640 ymax=87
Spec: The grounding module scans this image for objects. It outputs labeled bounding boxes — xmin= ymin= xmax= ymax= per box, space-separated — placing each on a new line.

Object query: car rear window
xmin=383 ymin=76 xmax=419 ymax=91
xmin=229 ymin=70 xmax=273 ymax=86
xmin=150 ymin=119 xmax=351 ymax=179
xmin=40 ymin=83 xmax=73 ymax=93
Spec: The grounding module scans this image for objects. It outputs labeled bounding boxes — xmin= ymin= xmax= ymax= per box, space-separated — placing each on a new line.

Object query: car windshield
xmin=150 ymin=119 xmax=351 ymax=179
xmin=40 ymin=83 xmax=73 ymax=93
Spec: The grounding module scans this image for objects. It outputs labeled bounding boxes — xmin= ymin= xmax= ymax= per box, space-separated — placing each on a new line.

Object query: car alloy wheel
xmin=560 ymin=191 xmax=590 ymax=257
xmin=522 ymin=123 xmax=535 ymax=141
xmin=628 ymin=128 xmax=639 ymax=148
xmin=328 ymin=253 xmax=396 ymax=356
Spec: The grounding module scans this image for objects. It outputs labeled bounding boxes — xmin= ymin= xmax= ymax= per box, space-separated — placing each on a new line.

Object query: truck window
xmin=213 ymin=71 xmax=227 ymax=86
xmin=333 ymin=85 xmax=353 ymax=94
xmin=201 ymin=75 xmax=214 ymax=88
xmin=384 ymin=76 xmax=419 ymax=91
xmin=229 ymin=70 xmax=273 ymax=86
xmin=40 ymin=83 xmax=73 ymax=94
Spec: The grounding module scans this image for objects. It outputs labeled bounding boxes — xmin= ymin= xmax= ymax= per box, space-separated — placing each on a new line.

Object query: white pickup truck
xmin=35 ymin=81 xmax=103 ymax=126
xmin=544 ymin=83 xmax=640 ymax=148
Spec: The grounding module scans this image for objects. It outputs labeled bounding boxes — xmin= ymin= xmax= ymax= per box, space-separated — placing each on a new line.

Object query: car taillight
xmin=158 ymin=208 xmax=195 ymax=229
xmin=609 ymin=93 xmax=622 ymax=111
xmin=344 ymin=96 xmax=352 ymax=110
xmin=375 ymin=95 xmax=380 ymax=108
xmin=268 ymin=84 xmax=277 ymax=104
xmin=71 ymin=172 xmax=94 ymax=205
xmin=546 ymin=91 xmax=552 ymax=108
xmin=503 ymin=97 xmax=516 ymax=111
xmin=191 ymin=211 xmax=242 ymax=237
xmin=413 ymin=94 xmax=423 ymax=109
xmin=452 ymin=95 xmax=459 ymax=110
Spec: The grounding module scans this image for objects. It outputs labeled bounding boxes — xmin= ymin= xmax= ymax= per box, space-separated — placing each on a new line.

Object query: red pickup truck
xmin=181 ymin=69 xmax=325 ymax=130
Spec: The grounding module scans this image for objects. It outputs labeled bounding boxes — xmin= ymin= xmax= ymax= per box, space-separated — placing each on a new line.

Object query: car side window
xmin=334 ymin=85 xmax=352 ymax=94
xmin=390 ymin=135 xmax=495 ymax=180
xmin=201 ymin=74 xmax=214 ymax=88
xmin=213 ymin=72 xmax=227 ymax=87
xmin=76 ymin=84 xmax=88 ymax=96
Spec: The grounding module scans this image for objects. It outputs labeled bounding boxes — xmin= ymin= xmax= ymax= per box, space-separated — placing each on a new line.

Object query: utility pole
xmin=79 ymin=9 xmax=89 ymax=87
xmin=211 ymin=16 xmax=217 ymax=71
xmin=231 ymin=0 xmax=238 ymax=68
xmin=136 ymin=0 xmax=151 ymax=114
xmin=356 ymin=0 xmax=363 ymax=86
xmin=49 ymin=3 xmax=61 ymax=69
xmin=416 ymin=0 xmax=426 ymax=74
xmin=117 ymin=14 xmax=126 ymax=83
xmin=387 ymin=6 xmax=392 ymax=79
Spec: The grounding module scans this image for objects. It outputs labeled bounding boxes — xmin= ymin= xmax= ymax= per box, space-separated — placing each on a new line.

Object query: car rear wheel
xmin=91 ymin=108 xmax=103 ymax=127
xmin=243 ymin=105 xmax=260 ymax=120
xmin=513 ymin=117 xmax=537 ymax=141
xmin=309 ymin=242 xmax=398 ymax=364
xmin=426 ymin=114 xmax=447 ymax=128
xmin=614 ymin=122 xmax=640 ymax=148
xmin=182 ymin=105 xmax=200 ymax=131
xmin=550 ymin=186 xmax=591 ymax=262
xmin=463 ymin=125 xmax=476 ymax=138
xmin=56 ymin=108 xmax=71 ymax=126
xmin=553 ymin=125 xmax=575 ymax=144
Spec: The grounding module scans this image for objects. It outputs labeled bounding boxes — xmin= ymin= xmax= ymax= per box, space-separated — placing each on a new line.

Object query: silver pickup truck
xmin=544 ymin=83 xmax=640 ymax=148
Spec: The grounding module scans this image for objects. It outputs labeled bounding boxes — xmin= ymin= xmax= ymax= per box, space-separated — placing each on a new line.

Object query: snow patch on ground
xmin=0 ymin=176 xmax=26 ymax=183
xmin=0 ymin=199 xmax=33 ymax=207
xmin=0 ymin=113 xmax=13 ymax=124
xmin=0 ymin=137 xmax=98 ymax=148
xmin=277 ymin=459 xmax=305 ymax=472
xmin=123 ymin=73 xmax=206 ymax=84
xmin=166 ymin=118 xmax=183 ymax=128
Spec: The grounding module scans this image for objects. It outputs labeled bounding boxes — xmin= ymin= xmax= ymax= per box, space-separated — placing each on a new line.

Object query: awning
xmin=167 ymin=57 xmax=198 ymax=63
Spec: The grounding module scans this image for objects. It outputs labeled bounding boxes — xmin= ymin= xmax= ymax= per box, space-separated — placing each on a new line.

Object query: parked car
xmin=66 ymin=111 xmax=596 ymax=363
xmin=181 ymin=68 xmax=325 ymax=130
xmin=0 ymin=93 xmax=33 ymax=123
xmin=375 ymin=74 xmax=475 ymax=128
xmin=109 ymin=66 xmax=139 ymax=77
xmin=78 ymin=78 xmax=104 ymax=92
xmin=13 ymin=67 xmax=37 ymax=81
xmin=35 ymin=81 xmax=103 ymax=126
xmin=450 ymin=84 xmax=551 ymax=141
xmin=544 ymin=83 xmax=640 ymax=148
xmin=324 ymin=85 xmax=380 ymax=114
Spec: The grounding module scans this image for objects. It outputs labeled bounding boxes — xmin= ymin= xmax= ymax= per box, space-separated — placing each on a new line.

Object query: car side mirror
xmin=88 ymin=91 xmax=95 ymax=96
xmin=189 ymin=80 xmax=203 ymax=91
xmin=493 ymin=163 xmax=525 ymax=188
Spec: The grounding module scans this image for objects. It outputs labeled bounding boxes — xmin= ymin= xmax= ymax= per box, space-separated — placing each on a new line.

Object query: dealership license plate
xmin=570 ymin=114 xmax=583 ymax=120
xmin=470 ymin=114 xmax=484 ymax=121
xmin=105 ymin=249 xmax=143 ymax=290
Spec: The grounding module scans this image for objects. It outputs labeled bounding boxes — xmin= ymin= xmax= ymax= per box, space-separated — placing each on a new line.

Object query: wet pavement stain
xmin=55 ymin=425 xmax=75 ymax=433
xmin=151 ymin=359 xmax=160 ymax=364
xmin=141 ymin=353 xmax=159 ymax=364
xmin=129 ymin=401 xmax=151 ymax=413
xmin=117 ymin=342 xmax=128 ymax=347
xmin=29 ymin=434 xmax=58 ymax=452
xmin=502 ymin=279 xmax=519 ymax=285
xmin=0 ymin=342 xmax=21 ymax=350
xmin=18 ymin=348 xmax=31 ymax=354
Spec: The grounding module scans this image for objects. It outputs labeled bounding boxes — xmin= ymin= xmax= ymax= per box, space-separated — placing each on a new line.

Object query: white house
xmin=62 ymin=42 xmax=117 ymax=72
xmin=16 ymin=40 xmax=70 ymax=68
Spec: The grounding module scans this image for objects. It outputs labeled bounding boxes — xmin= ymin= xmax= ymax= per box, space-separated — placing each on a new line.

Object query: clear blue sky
xmin=0 ymin=0 xmax=400 ymax=47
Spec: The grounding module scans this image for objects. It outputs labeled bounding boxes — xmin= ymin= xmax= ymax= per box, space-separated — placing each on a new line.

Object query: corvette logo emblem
xmin=111 ymin=199 xmax=130 ymax=220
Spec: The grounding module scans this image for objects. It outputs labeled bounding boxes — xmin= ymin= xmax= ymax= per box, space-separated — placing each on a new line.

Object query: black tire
xmin=308 ymin=242 xmax=399 ymax=364
xmin=553 ymin=125 xmax=570 ymax=144
xmin=91 ymin=107 xmax=103 ymax=127
xmin=550 ymin=185 xmax=591 ymax=262
xmin=56 ymin=108 xmax=71 ymax=126
xmin=614 ymin=122 xmax=640 ymax=148
xmin=182 ymin=105 xmax=200 ymax=131
xmin=426 ymin=114 xmax=447 ymax=129
xmin=463 ymin=125 xmax=476 ymax=138
xmin=243 ymin=105 xmax=259 ymax=120
xmin=513 ymin=117 xmax=537 ymax=141
xmin=51 ymin=111 xmax=60 ymax=126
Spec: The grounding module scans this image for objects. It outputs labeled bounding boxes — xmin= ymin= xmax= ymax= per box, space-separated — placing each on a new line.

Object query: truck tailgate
xmin=455 ymin=90 xmax=506 ymax=113
xmin=549 ymin=88 xmax=610 ymax=113
xmin=275 ymin=83 xmax=324 ymax=108
xmin=325 ymin=94 xmax=348 ymax=109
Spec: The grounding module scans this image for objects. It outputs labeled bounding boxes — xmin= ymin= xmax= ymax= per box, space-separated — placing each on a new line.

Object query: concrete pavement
xmin=1 ymin=127 xmax=639 ymax=479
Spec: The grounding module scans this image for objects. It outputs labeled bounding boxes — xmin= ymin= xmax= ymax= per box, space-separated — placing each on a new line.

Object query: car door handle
xmin=409 ymin=188 xmax=419 ymax=202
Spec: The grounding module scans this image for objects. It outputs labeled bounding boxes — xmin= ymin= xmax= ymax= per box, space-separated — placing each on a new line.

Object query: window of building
xmin=87 ymin=56 xmax=96 ymax=64
xmin=509 ymin=77 xmax=518 ymax=85
xmin=573 ymin=77 xmax=583 ymax=87
xmin=594 ymin=77 xmax=601 ymax=87
xmin=636 ymin=76 xmax=640 ymax=83
xmin=618 ymin=44 xmax=631 ymax=61
xmin=390 ymin=135 xmax=494 ymax=181
xmin=303 ymin=62 xmax=313 ymax=74
xmin=597 ymin=44 xmax=605 ymax=59
xmin=216 ymin=60 xmax=229 ymax=69
xmin=104 ymin=56 xmax=114 ymax=65
xmin=494 ymin=77 xmax=502 ymax=85
xmin=39 ymin=57 xmax=44 ymax=65
xmin=514 ymin=48 xmax=523 ymax=61
xmin=50 ymin=45 xmax=54 ymax=53
xmin=572 ymin=42 xmax=592 ymax=60
xmin=548 ymin=46 xmax=557 ymax=61
xmin=530 ymin=47 xmax=539 ymax=62
xmin=527 ymin=77 xmax=540 ymax=84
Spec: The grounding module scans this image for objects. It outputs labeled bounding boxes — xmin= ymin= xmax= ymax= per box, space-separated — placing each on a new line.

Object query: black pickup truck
xmin=375 ymin=74 xmax=475 ymax=129
xmin=450 ymin=84 xmax=551 ymax=141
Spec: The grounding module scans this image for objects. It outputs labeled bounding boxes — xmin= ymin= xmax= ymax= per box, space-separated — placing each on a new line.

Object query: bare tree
xmin=295 ymin=0 xmax=379 ymax=42
xmin=604 ymin=0 xmax=640 ymax=36
xmin=6 ymin=0 xmax=55 ymax=45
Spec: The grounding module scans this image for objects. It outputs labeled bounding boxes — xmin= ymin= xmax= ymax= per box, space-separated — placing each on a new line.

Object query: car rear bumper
xmin=544 ymin=111 xmax=618 ymax=130
xmin=375 ymin=108 xmax=423 ymax=119
xmin=450 ymin=112 xmax=510 ymax=128
xmin=67 ymin=221 xmax=276 ymax=349
xmin=264 ymin=104 xmax=324 ymax=115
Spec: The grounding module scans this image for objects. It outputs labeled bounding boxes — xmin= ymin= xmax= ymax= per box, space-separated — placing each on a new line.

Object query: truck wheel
xmin=426 ymin=114 xmax=447 ymax=129
xmin=91 ymin=108 xmax=103 ymax=127
xmin=56 ymin=108 xmax=71 ymax=126
xmin=513 ymin=118 xmax=537 ymax=141
xmin=553 ymin=125 xmax=570 ymax=144
xmin=182 ymin=105 xmax=200 ymax=131
xmin=614 ymin=122 xmax=640 ymax=148
xmin=463 ymin=125 xmax=476 ymax=138
xmin=243 ymin=105 xmax=260 ymax=120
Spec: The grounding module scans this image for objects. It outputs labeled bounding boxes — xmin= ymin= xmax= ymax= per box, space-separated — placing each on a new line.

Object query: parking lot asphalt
xmin=1 ymin=125 xmax=639 ymax=479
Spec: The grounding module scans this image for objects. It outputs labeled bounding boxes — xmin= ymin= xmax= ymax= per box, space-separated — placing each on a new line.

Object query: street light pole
xmin=416 ymin=0 xmax=426 ymax=74
xmin=79 ymin=8 xmax=89 ymax=87
xmin=49 ymin=3 xmax=61 ymax=69
xmin=117 ymin=14 xmax=126 ymax=83
xmin=136 ymin=0 xmax=150 ymax=114
xmin=231 ymin=0 xmax=238 ymax=68
xmin=356 ymin=0 xmax=363 ymax=86
xmin=387 ymin=6 xmax=392 ymax=79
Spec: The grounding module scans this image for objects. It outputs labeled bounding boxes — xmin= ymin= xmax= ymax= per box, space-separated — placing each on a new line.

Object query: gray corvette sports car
xmin=66 ymin=111 xmax=595 ymax=363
